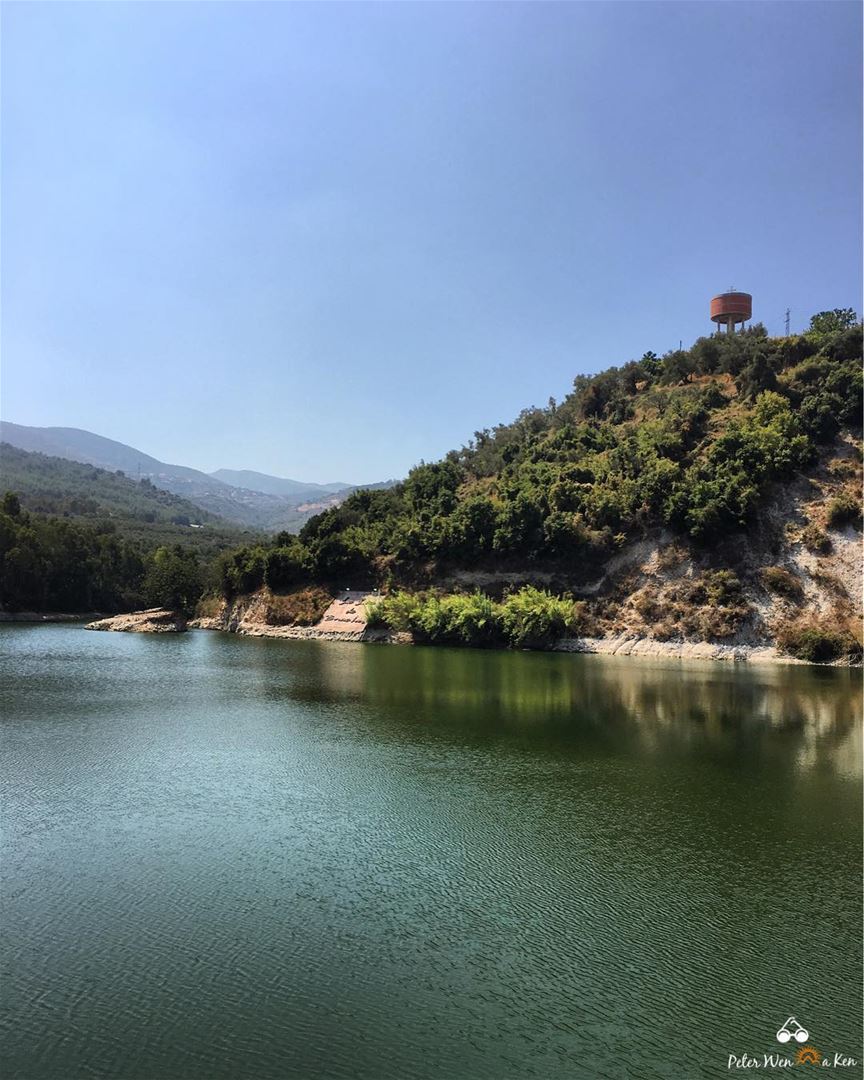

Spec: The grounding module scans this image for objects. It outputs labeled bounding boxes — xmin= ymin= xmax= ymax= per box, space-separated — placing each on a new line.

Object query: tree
xmin=264 ymin=542 xmax=309 ymax=591
xmin=640 ymin=351 xmax=662 ymax=378
xmin=737 ymin=352 xmax=777 ymax=400
xmin=144 ymin=546 xmax=203 ymax=614
xmin=2 ymin=492 xmax=21 ymax=517
xmin=808 ymin=309 xmax=858 ymax=336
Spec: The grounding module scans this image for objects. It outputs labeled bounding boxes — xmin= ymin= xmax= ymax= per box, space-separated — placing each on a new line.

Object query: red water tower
xmin=710 ymin=289 xmax=752 ymax=334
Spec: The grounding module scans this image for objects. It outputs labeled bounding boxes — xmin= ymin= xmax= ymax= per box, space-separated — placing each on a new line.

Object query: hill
xmin=0 ymin=443 xmax=254 ymax=553
xmin=0 ymin=422 xmax=365 ymax=532
xmin=212 ymin=312 xmax=863 ymax=662
xmin=210 ymin=469 xmax=350 ymax=498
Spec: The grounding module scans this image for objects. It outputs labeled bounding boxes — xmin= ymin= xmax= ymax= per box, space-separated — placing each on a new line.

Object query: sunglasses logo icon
xmin=776 ymin=1017 xmax=810 ymax=1044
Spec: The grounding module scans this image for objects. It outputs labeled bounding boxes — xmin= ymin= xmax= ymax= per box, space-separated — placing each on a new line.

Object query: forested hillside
xmin=210 ymin=311 xmax=861 ymax=661
xmin=0 ymin=444 xmax=253 ymax=551
xmin=0 ymin=493 xmax=208 ymax=614
xmin=0 ymin=448 xmax=257 ymax=614
xmin=219 ymin=312 xmax=861 ymax=587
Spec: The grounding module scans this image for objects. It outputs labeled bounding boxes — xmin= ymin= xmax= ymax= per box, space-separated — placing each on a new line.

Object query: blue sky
xmin=2 ymin=2 xmax=861 ymax=483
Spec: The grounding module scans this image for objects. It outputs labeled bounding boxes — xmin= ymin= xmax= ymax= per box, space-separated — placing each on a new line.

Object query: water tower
xmin=710 ymin=289 xmax=752 ymax=334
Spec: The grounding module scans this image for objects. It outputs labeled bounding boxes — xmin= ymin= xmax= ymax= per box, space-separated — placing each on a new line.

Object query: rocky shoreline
xmin=76 ymin=591 xmax=858 ymax=665
xmin=190 ymin=590 xmax=853 ymax=665
xmin=189 ymin=616 xmax=407 ymax=644
xmin=553 ymin=635 xmax=806 ymax=665
xmin=187 ymin=623 xmax=808 ymax=663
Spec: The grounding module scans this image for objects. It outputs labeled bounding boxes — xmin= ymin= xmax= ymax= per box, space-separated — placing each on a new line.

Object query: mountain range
xmin=209 ymin=469 xmax=350 ymax=498
xmin=0 ymin=422 xmax=390 ymax=532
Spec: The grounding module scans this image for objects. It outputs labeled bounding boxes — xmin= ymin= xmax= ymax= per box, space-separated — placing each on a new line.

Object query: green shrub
xmin=377 ymin=591 xmax=425 ymax=634
xmin=701 ymin=569 xmax=742 ymax=606
xmin=364 ymin=598 xmax=387 ymax=628
xmin=500 ymin=586 xmax=582 ymax=648
xmin=217 ymin=545 xmax=267 ymax=597
xmin=143 ymin=546 xmax=204 ymax=615
xmin=440 ymin=592 xmax=503 ymax=646
xmin=413 ymin=596 xmax=450 ymax=642
xmin=372 ymin=586 xmax=583 ymax=649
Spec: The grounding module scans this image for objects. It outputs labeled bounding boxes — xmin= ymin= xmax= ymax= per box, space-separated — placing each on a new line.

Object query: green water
xmin=1 ymin=625 xmax=861 ymax=1079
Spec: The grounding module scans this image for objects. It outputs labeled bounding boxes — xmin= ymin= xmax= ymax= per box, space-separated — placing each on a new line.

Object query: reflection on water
xmin=0 ymin=626 xmax=861 ymax=1080
xmin=264 ymin=639 xmax=863 ymax=779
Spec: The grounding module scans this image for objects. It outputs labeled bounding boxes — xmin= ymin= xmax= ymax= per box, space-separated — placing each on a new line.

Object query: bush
xmin=807 ymin=309 xmax=858 ymax=337
xmin=826 ymin=492 xmax=862 ymax=530
xmin=760 ymin=566 xmax=804 ymax=601
xmin=500 ymin=586 xmax=582 ymax=648
xmin=440 ymin=592 xmax=503 ymax=646
xmin=777 ymin=622 xmax=857 ymax=663
xmin=666 ymin=393 xmax=813 ymax=540
xmin=364 ymin=598 xmax=387 ymax=628
xmin=701 ymin=569 xmax=742 ymax=606
xmin=376 ymin=591 xmax=425 ymax=634
xmin=372 ymin=586 xmax=582 ymax=649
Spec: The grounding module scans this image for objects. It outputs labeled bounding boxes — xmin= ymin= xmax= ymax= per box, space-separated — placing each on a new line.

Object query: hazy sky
xmin=3 ymin=2 xmax=861 ymax=483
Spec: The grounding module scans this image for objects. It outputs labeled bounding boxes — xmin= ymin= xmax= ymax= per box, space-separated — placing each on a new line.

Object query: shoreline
xmin=187 ymin=618 xmax=846 ymax=666
xmin=7 ymin=610 xmax=857 ymax=667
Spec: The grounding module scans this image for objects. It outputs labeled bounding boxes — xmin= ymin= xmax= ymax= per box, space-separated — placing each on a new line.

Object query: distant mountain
xmin=0 ymin=422 xmax=388 ymax=532
xmin=0 ymin=422 xmax=204 ymax=480
xmin=0 ymin=443 xmax=252 ymax=553
xmin=210 ymin=469 xmax=350 ymax=499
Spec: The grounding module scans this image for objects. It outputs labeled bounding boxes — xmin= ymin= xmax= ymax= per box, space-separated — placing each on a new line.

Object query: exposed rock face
xmin=188 ymin=590 xmax=405 ymax=642
xmin=85 ymin=609 xmax=186 ymax=633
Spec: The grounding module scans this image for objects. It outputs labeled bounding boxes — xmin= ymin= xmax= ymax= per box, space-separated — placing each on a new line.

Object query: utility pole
xmin=784 ymin=309 xmax=790 ymax=335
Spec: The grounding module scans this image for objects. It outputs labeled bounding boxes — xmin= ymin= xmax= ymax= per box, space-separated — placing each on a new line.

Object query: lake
xmin=1 ymin=625 xmax=861 ymax=1079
